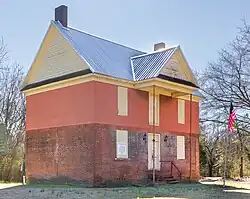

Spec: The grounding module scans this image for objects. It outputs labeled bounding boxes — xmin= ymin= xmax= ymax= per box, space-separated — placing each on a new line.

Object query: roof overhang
xmin=135 ymin=77 xmax=198 ymax=97
xmin=22 ymin=71 xmax=201 ymax=101
xmin=21 ymin=69 xmax=92 ymax=91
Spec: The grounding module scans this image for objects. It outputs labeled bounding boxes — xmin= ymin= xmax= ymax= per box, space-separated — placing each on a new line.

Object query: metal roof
xmin=54 ymin=21 xmax=145 ymax=80
xmin=131 ymin=47 xmax=178 ymax=81
xmin=38 ymin=21 xmax=199 ymax=90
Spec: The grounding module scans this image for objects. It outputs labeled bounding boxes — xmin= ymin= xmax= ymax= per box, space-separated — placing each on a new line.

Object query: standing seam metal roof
xmin=54 ymin=21 xmax=145 ymax=80
xmin=131 ymin=47 xmax=178 ymax=81
xmin=53 ymin=21 xmax=201 ymax=96
xmin=23 ymin=21 xmax=201 ymax=96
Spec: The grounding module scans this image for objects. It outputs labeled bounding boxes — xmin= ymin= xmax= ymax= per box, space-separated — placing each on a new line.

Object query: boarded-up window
xmin=178 ymin=99 xmax=185 ymax=124
xmin=149 ymin=94 xmax=160 ymax=125
xmin=177 ymin=136 xmax=185 ymax=160
xmin=118 ymin=87 xmax=128 ymax=116
xmin=116 ymin=130 xmax=128 ymax=158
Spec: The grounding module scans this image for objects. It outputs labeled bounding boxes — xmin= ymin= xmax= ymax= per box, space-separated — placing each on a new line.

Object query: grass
xmin=26 ymin=183 xmax=73 ymax=188
xmin=1 ymin=181 xmax=250 ymax=198
xmin=201 ymin=180 xmax=250 ymax=189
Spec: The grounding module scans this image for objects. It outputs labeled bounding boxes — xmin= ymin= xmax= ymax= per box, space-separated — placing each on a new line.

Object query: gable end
xmin=158 ymin=47 xmax=198 ymax=87
xmin=22 ymin=21 xmax=90 ymax=91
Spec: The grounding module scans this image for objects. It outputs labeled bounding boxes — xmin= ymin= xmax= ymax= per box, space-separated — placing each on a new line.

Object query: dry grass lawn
xmin=0 ymin=181 xmax=250 ymax=199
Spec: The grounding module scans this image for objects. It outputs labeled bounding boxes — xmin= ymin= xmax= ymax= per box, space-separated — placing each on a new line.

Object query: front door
xmin=148 ymin=133 xmax=161 ymax=170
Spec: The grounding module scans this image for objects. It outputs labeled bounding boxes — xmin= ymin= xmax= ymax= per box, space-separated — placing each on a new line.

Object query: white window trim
xmin=177 ymin=136 xmax=185 ymax=160
xmin=116 ymin=130 xmax=128 ymax=159
xmin=178 ymin=99 xmax=185 ymax=124
xmin=149 ymin=94 xmax=160 ymax=126
xmin=117 ymin=86 xmax=128 ymax=116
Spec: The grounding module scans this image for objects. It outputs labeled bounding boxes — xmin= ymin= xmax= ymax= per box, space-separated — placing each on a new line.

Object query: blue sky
xmin=1 ymin=1 xmax=250 ymax=73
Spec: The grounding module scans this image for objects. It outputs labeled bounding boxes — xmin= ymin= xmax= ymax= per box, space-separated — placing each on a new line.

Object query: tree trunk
xmin=208 ymin=163 xmax=213 ymax=177
xmin=240 ymin=156 xmax=243 ymax=178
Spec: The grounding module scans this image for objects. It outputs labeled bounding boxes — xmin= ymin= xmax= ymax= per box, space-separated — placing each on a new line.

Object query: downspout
xmin=152 ymin=85 xmax=156 ymax=184
xmin=93 ymin=81 xmax=96 ymax=185
xmin=189 ymin=94 xmax=193 ymax=179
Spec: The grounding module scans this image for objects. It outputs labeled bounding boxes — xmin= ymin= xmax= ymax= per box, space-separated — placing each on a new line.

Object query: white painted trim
xmin=130 ymin=58 xmax=136 ymax=81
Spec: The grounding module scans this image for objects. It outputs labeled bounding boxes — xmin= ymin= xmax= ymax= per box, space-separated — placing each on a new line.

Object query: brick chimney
xmin=55 ymin=5 xmax=68 ymax=27
xmin=153 ymin=42 xmax=166 ymax=51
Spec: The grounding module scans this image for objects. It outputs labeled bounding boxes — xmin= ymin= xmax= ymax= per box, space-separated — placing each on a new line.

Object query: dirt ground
xmin=1 ymin=180 xmax=250 ymax=199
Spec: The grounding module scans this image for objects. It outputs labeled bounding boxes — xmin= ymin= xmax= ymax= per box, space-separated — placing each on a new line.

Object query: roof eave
xmin=157 ymin=74 xmax=199 ymax=89
xmin=21 ymin=69 xmax=92 ymax=92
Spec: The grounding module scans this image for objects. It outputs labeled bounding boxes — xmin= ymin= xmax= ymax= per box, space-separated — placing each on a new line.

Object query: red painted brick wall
xmin=26 ymin=123 xmax=200 ymax=184
xmin=26 ymin=82 xmax=95 ymax=130
xmin=25 ymin=81 xmax=200 ymax=184
xmin=26 ymin=81 xmax=199 ymax=135
xmin=160 ymin=95 xmax=199 ymax=134
xmin=93 ymin=82 xmax=149 ymax=129
xmin=93 ymin=81 xmax=199 ymax=134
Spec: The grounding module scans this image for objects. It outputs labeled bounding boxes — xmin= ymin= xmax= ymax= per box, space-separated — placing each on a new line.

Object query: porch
xmin=147 ymin=161 xmax=182 ymax=183
xmin=137 ymin=77 xmax=199 ymax=184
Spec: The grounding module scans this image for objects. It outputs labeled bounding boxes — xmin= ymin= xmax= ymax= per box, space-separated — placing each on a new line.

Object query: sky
xmin=1 ymin=0 xmax=250 ymax=73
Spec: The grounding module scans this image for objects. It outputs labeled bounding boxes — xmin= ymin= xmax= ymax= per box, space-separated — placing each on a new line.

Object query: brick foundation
xmin=26 ymin=124 xmax=199 ymax=185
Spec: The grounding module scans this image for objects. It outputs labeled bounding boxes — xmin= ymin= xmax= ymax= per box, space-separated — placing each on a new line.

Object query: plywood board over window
xmin=117 ymin=86 xmax=128 ymax=116
xmin=116 ymin=130 xmax=128 ymax=159
xmin=177 ymin=136 xmax=185 ymax=160
xmin=149 ymin=94 xmax=160 ymax=125
xmin=178 ymin=99 xmax=185 ymax=124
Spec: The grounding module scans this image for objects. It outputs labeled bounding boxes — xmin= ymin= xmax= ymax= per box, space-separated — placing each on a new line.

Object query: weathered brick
xmin=26 ymin=123 xmax=199 ymax=185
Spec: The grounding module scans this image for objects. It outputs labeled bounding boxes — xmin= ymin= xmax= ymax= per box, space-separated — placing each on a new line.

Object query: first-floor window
xmin=177 ymin=136 xmax=185 ymax=160
xmin=116 ymin=130 xmax=128 ymax=158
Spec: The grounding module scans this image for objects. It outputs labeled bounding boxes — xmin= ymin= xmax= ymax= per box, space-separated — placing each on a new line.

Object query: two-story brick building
xmin=21 ymin=5 xmax=202 ymax=186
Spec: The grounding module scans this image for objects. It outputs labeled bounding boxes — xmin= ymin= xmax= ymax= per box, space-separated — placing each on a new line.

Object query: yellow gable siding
xmin=160 ymin=49 xmax=198 ymax=87
xmin=161 ymin=53 xmax=188 ymax=80
xmin=23 ymin=23 xmax=89 ymax=87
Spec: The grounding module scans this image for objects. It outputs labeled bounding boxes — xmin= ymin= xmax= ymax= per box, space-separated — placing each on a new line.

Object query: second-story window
xmin=149 ymin=93 xmax=160 ymax=125
xmin=117 ymin=86 xmax=128 ymax=116
xmin=178 ymin=99 xmax=185 ymax=124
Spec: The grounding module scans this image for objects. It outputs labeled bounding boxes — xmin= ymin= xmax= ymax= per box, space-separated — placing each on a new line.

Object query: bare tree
xmin=0 ymin=38 xmax=25 ymax=181
xmin=201 ymin=20 xmax=250 ymax=129
xmin=0 ymin=37 xmax=7 ymax=66
xmin=200 ymin=20 xmax=250 ymax=178
xmin=200 ymin=123 xmax=224 ymax=177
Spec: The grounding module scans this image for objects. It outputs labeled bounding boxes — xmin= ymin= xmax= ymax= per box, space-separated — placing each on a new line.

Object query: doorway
xmin=148 ymin=133 xmax=161 ymax=170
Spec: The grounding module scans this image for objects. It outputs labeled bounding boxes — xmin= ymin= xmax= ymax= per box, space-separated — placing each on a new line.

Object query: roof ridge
xmin=59 ymin=23 xmax=145 ymax=54
xmin=131 ymin=45 xmax=179 ymax=60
